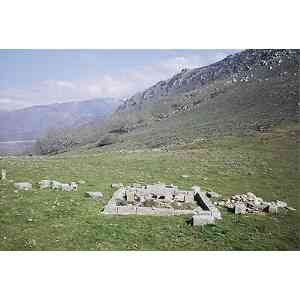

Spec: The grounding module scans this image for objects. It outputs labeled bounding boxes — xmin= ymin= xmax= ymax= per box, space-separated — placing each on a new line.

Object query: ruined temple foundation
xmin=102 ymin=183 xmax=222 ymax=225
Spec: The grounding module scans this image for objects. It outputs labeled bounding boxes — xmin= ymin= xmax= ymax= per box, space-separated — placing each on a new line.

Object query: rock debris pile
xmin=39 ymin=180 xmax=79 ymax=192
xmin=216 ymin=192 xmax=296 ymax=214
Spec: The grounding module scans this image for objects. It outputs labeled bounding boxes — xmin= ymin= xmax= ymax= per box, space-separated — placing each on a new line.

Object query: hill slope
xmin=88 ymin=49 xmax=299 ymax=150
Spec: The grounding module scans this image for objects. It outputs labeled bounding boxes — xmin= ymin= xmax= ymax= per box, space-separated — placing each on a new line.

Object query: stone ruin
xmin=102 ymin=183 xmax=222 ymax=225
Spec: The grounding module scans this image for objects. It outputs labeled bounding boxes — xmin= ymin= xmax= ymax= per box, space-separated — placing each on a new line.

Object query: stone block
xmin=193 ymin=214 xmax=215 ymax=226
xmin=174 ymin=193 xmax=185 ymax=202
xmin=86 ymin=191 xmax=103 ymax=199
xmin=174 ymin=209 xmax=193 ymax=215
xmin=70 ymin=182 xmax=78 ymax=191
xmin=116 ymin=206 xmax=137 ymax=215
xmin=14 ymin=182 xmax=32 ymax=190
xmin=126 ymin=191 xmax=135 ymax=202
xmin=267 ymin=204 xmax=278 ymax=214
xmin=39 ymin=180 xmax=52 ymax=189
xmin=102 ymin=206 xmax=117 ymax=214
xmin=52 ymin=180 xmax=62 ymax=190
xmin=184 ymin=192 xmax=195 ymax=203
xmin=234 ymin=203 xmax=247 ymax=214
xmin=276 ymin=200 xmax=287 ymax=208
xmin=61 ymin=184 xmax=72 ymax=192
xmin=136 ymin=207 xmax=156 ymax=215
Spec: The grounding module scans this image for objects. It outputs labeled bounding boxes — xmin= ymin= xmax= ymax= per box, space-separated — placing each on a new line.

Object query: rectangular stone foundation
xmin=102 ymin=206 xmax=193 ymax=216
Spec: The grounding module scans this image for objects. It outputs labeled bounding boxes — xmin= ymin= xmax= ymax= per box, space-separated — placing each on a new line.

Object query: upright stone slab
xmin=126 ymin=191 xmax=135 ymax=202
xmin=195 ymin=191 xmax=222 ymax=219
xmin=1 ymin=169 xmax=6 ymax=180
xmin=184 ymin=192 xmax=194 ymax=203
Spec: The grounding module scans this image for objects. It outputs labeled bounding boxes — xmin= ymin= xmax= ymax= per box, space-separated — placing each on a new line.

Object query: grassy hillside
xmin=82 ymin=53 xmax=299 ymax=151
xmin=31 ymin=50 xmax=298 ymax=154
xmin=0 ymin=123 xmax=299 ymax=250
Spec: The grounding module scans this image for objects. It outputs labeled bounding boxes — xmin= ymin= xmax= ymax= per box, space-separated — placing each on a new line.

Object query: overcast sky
xmin=0 ymin=49 xmax=240 ymax=111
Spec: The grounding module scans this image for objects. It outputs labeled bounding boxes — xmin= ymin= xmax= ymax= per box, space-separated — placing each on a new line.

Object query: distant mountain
xmin=0 ymin=98 xmax=120 ymax=142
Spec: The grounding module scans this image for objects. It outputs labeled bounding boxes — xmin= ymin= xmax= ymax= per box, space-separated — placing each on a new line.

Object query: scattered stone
xmin=39 ymin=180 xmax=52 ymax=189
xmin=52 ymin=180 xmax=62 ymax=190
xmin=227 ymin=192 xmax=293 ymax=216
xmin=181 ymin=174 xmax=190 ymax=178
xmin=1 ymin=169 xmax=6 ymax=180
xmin=14 ymin=182 xmax=32 ymax=190
xmin=111 ymin=183 xmax=123 ymax=188
xmin=86 ymin=192 xmax=103 ymax=199
xmin=61 ymin=183 xmax=72 ymax=192
xmin=70 ymin=182 xmax=78 ymax=191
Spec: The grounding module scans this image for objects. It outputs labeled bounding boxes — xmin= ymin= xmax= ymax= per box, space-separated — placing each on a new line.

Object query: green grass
xmin=0 ymin=124 xmax=299 ymax=250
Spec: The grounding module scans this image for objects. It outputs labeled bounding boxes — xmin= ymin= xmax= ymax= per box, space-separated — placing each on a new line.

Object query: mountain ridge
xmin=0 ymin=97 xmax=120 ymax=142
xmin=118 ymin=49 xmax=298 ymax=112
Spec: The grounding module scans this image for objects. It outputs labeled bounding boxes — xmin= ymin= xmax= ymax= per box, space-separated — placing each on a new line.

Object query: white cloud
xmin=0 ymin=52 xmax=231 ymax=111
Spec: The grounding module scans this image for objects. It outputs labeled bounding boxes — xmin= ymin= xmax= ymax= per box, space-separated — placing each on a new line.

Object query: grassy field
xmin=0 ymin=123 xmax=299 ymax=250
